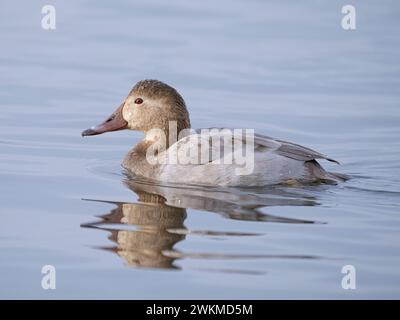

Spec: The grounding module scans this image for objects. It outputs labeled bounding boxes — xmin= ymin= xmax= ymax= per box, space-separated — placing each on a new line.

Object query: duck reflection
xmin=83 ymin=191 xmax=187 ymax=269
xmin=82 ymin=176 xmax=321 ymax=271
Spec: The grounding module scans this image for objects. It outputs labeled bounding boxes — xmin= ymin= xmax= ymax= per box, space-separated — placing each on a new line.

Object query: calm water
xmin=1 ymin=0 xmax=400 ymax=299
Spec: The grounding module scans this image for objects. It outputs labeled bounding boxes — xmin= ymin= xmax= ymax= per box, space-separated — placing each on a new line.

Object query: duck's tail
xmin=305 ymin=160 xmax=349 ymax=183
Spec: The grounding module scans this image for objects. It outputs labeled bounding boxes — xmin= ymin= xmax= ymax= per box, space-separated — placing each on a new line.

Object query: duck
xmin=82 ymin=79 xmax=345 ymax=187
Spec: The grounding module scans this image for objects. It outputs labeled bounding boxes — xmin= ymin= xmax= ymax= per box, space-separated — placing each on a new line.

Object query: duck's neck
xmin=123 ymin=140 xmax=155 ymax=177
xmin=123 ymin=120 xmax=191 ymax=177
xmin=144 ymin=119 xmax=191 ymax=149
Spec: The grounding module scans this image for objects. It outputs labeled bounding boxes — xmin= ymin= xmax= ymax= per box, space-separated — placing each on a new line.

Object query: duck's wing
xmin=193 ymin=129 xmax=339 ymax=164
xmin=254 ymin=133 xmax=339 ymax=164
xmin=168 ymin=129 xmax=338 ymax=165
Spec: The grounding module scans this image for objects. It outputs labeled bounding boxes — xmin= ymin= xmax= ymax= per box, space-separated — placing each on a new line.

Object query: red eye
xmin=135 ymin=98 xmax=143 ymax=104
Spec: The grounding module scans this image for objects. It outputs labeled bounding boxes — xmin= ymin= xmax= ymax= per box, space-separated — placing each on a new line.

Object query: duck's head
xmin=82 ymin=80 xmax=191 ymax=137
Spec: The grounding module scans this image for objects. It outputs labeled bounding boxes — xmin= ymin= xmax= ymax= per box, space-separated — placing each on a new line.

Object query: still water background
xmin=1 ymin=0 xmax=400 ymax=299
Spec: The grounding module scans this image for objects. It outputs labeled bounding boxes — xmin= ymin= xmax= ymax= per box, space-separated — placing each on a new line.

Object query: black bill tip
xmin=81 ymin=128 xmax=99 ymax=137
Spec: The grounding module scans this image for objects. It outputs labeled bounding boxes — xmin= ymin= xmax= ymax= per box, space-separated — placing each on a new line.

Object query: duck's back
xmin=149 ymin=130 xmax=344 ymax=187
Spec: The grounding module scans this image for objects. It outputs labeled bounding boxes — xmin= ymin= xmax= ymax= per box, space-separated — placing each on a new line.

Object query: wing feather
xmin=180 ymin=129 xmax=339 ymax=164
xmin=255 ymin=133 xmax=339 ymax=164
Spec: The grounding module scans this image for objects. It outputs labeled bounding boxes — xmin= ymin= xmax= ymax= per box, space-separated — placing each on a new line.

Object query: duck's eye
xmin=134 ymin=98 xmax=143 ymax=104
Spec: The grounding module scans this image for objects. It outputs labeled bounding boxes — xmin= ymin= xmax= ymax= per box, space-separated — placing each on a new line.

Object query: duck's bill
xmin=81 ymin=103 xmax=128 ymax=136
